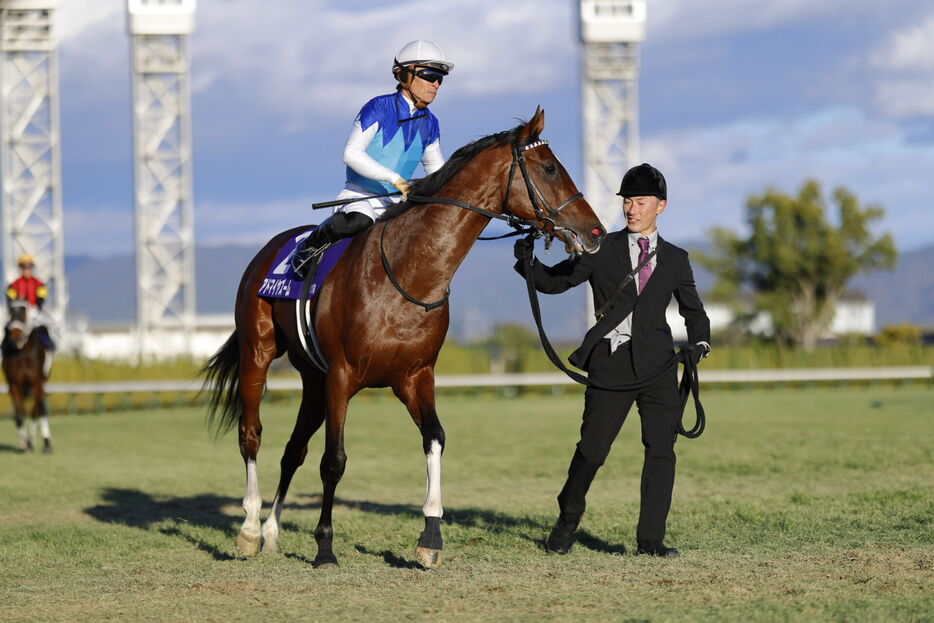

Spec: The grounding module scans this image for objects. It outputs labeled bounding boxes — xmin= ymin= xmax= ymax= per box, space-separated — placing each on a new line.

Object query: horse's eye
xmin=544 ymin=163 xmax=557 ymax=175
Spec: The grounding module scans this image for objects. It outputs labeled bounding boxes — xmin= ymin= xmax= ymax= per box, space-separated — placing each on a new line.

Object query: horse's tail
xmin=199 ymin=330 xmax=242 ymax=436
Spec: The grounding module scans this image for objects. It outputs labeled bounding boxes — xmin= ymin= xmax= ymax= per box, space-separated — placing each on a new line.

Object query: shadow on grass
xmin=84 ymin=487 xmax=553 ymax=565
xmin=354 ymin=544 xmax=423 ymax=570
xmin=0 ymin=442 xmax=24 ymax=453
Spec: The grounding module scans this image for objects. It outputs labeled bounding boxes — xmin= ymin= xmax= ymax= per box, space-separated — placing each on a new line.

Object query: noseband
xmin=382 ymin=139 xmax=586 ymax=311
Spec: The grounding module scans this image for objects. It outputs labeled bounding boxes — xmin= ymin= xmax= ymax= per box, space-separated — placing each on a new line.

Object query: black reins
xmin=518 ymin=248 xmax=705 ymax=438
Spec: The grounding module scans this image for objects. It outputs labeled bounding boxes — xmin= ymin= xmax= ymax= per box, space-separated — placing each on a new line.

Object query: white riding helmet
xmin=393 ymin=40 xmax=454 ymax=74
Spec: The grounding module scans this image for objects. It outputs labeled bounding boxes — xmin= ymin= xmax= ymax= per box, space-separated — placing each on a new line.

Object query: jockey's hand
xmin=513 ymin=238 xmax=534 ymax=261
xmin=392 ymin=177 xmax=412 ymax=200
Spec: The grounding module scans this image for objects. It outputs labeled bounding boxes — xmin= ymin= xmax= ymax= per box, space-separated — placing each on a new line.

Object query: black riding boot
xmin=291 ymin=211 xmax=374 ymax=278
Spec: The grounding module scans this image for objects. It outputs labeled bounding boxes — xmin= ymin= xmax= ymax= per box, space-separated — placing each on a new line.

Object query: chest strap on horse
xmin=520 ymin=250 xmax=705 ymax=439
xmin=380 ymin=220 xmax=450 ymax=312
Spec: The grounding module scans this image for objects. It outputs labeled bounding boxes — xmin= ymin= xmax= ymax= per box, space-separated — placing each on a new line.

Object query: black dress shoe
xmin=545 ymin=519 xmax=577 ymax=555
xmin=636 ymin=540 xmax=680 ymax=558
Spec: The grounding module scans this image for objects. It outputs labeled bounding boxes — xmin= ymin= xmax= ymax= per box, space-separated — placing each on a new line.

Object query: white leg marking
xmin=17 ymin=425 xmax=28 ymax=449
xmin=39 ymin=416 xmax=51 ymax=440
xmin=28 ymin=420 xmax=37 ymax=446
xmin=261 ymin=493 xmax=284 ymax=552
xmin=241 ymin=459 xmax=262 ymax=538
xmin=423 ymin=439 xmax=443 ymax=518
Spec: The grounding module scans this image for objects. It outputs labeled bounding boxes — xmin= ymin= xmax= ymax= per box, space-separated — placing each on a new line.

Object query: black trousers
xmin=556 ymin=339 xmax=680 ymax=541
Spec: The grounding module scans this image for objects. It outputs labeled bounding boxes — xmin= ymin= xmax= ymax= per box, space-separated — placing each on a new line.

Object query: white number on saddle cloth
xmin=272 ymin=231 xmax=313 ymax=275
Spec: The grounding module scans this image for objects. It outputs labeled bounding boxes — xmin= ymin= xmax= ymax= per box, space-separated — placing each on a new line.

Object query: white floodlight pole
xmin=0 ymin=0 xmax=67 ymax=335
xmin=579 ymin=0 xmax=646 ymax=324
xmin=127 ymin=0 xmax=196 ymax=360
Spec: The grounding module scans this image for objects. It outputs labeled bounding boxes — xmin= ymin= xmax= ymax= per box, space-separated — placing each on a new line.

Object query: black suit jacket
xmin=514 ymin=230 xmax=711 ymax=377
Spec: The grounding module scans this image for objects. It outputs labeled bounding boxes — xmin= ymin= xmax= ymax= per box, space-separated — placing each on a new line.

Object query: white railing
xmin=14 ymin=366 xmax=930 ymax=395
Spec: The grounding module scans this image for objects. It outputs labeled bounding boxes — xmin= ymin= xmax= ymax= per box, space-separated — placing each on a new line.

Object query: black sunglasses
xmin=414 ymin=68 xmax=445 ymax=85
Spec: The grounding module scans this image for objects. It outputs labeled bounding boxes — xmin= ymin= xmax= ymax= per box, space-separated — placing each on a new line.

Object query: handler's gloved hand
xmin=392 ymin=177 xmax=412 ymax=200
xmin=514 ymin=237 xmax=534 ymax=261
xmin=689 ymin=343 xmax=709 ymax=365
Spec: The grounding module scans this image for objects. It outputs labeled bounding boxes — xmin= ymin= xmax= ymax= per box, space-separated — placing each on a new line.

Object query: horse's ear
xmin=518 ymin=107 xmax=545 ymax=142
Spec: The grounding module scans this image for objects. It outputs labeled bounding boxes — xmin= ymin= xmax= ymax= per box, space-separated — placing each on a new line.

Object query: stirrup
xmin=291 ymin=242 xmax=331 ymax=280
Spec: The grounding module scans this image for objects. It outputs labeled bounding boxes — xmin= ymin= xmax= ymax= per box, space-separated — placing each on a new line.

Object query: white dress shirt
xmin=604 ymin=230 xmax=659 ymax=352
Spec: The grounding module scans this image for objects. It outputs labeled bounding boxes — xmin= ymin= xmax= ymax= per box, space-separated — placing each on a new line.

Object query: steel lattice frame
xmin=130 ymin=32 xmax=195 ymax=357
xmin=580 ymin=40 xmax=641 ymax=233
xmin=580 ymin=40 xmax=641 ymax=323
xmin=0 ymin=1 xmax=66 ymax=331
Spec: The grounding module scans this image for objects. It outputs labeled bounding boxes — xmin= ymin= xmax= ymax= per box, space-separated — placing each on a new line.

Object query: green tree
xmin=700 ymin=180 xmax=896 ymax=351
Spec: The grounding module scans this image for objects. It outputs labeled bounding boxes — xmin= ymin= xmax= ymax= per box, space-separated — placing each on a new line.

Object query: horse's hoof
xmin=261 ymin=541 xmax=278 ymax=554
xmin=312 ymin=554 xmax=339 ymax=569
xmin=42 ymin=445 xmax=52 ymax=454
xmin=235 ymin=532 xmax=261 ymax=557
xmin=414 ymin=546 xmax=442 ymax=570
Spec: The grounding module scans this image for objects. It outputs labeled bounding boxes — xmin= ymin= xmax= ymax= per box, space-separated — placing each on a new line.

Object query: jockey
xmin=5 ymin=253 xmax=55 ymax=351
xmin=292 ymin=40 xmax=453 ymax=277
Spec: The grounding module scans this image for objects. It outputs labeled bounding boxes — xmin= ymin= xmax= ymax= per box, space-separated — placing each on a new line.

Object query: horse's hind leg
xmin=235 ymin=332 xmax=277 ymax=556
xmin=261 ymin=364 xmax=326 ymax=553
xmin=394 ymin=368 xmax=446 ymax=569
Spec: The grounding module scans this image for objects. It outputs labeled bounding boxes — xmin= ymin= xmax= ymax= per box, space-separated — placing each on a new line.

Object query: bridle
xmin=380 ymin=138 xmax=586 ymax=311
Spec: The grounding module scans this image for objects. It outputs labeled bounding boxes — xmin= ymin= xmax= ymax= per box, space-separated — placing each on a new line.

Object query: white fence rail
xmin=16 ymin=366 xmax=931 ymax=395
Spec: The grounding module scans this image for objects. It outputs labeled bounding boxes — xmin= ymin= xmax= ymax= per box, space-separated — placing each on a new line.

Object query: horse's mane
xmin=377 ymin=123 xmax=530 ymax=222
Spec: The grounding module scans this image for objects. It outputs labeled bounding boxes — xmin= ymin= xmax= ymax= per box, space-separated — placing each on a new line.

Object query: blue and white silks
xmin=337 ymin=92 xmax=443 ymax=218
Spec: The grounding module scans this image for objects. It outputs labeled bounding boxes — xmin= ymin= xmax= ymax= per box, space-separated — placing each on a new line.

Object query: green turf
xmin=1 ymin=388 xmax=931 ymax=622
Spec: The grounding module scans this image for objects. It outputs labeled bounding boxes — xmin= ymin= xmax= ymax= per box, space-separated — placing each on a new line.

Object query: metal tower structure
xmin=579 ymin=0 xmax=645 ymax=322
xmin=0 ymin=0 xmax=66 ymax=331
xmin=127 ymin=0 xmax=196 ymax=358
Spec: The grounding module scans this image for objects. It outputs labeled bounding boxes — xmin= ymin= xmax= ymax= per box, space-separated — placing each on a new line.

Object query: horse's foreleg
xmin=396 ymin=369 xmax=446 ymax=569
xmin=32 ymin=384 xmax=51 ymax=453
xmin=313 ymin=369 xmax=352 ymax=568
xmin=235 ymin=343 xmax=275 ymax=557
xmin=262 ymin=369 xmax=326 ymax=553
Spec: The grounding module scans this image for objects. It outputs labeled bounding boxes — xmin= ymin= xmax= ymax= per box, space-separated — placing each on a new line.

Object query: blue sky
xmin=57 ymin=0 xmax=934 ymax=257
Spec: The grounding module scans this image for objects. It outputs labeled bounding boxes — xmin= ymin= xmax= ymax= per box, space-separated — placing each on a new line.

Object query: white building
xmin=75 ymin=314 xmax=232 ymax=362
xmin=666 ymin=292 xmax=876 ymax=342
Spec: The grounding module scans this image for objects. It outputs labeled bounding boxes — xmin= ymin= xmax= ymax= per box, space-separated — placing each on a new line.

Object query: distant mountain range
xmin=65 ymin=238 xmax=934 ymax=341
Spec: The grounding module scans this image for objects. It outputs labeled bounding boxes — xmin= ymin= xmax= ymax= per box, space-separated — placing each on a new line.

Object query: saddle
xmin=257 ymin=227 xmax=352 ymax=301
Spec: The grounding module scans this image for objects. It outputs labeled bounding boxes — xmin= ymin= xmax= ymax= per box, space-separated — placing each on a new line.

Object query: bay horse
xmin=200 ymin=109 xmax=605 ymax=568
xmin=2 ymin=299 xmax=52 ymax=453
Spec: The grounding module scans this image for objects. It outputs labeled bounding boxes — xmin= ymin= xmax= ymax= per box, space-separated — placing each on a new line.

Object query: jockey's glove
xmin=392 ymin=177 xmax=412 ymax=200
xmin=513 ymin=238 xmax=534 ymax=261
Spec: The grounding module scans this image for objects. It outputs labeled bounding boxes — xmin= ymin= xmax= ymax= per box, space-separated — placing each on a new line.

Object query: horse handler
xmin=513 ymin=163 xmax=711 ymax=558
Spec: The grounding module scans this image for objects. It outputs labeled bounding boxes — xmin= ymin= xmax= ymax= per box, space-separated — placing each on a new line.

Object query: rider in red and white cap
xmin=292 ymin=40 xmax=454 ymax=277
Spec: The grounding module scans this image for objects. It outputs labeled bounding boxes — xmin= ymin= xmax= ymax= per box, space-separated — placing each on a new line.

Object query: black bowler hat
xmin=617 ymin=163 xmax=667 ymax=200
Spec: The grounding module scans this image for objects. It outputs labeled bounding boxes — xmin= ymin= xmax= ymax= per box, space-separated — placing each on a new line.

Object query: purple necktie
xmin=637 ymin=237 xmax=653 ymax=293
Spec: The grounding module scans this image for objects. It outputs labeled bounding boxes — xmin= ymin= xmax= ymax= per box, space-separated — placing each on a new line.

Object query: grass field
xmin=1 ymin=387 xmax=932 ymax=622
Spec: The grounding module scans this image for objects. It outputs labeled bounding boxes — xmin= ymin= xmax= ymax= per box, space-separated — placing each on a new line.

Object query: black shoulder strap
xmin=593 ymin=247 xmax=657 ymax=321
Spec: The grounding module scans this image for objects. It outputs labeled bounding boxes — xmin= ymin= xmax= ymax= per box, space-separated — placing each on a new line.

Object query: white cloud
xmin=867 ymin=14 xmax=934 ymax=118
xmin=57 ymin=0 xmax=576 ymax=131
xmin=56 ymin=0 xmax=123 ymax=43
xmin=642 ymin=107 xmax=934 ymax=248
xmin=649 ymin=0 xmax=862 ymax=40
xmin=871 ymin=14 xmax=934 ymax=71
